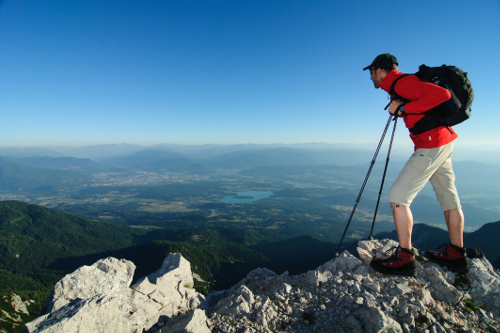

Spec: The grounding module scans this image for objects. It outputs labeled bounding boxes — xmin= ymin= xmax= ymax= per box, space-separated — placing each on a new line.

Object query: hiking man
xmin=364 ymin=53 xmax=468 ymax=276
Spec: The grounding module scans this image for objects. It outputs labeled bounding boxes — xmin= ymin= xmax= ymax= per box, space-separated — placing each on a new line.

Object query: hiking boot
xmin=425 ymin=243 xmax=468 ymax=273
xmin=370 ymin=246 xmax=417 ymax=277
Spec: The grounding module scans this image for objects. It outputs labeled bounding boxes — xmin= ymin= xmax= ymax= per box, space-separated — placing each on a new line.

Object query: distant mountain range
xmin=1 ymin=144 xmax=499 ymax=229
xmin=14 ymin=156 xmax=118 ymax=172
xmin=0 ymin=156 xmax=93 ymax=192
xmin=100 ymin=149 xmax=211 ymax=173
xmin=2 ymin=142 xmax=500 ymax=164
xmin=97 ymin=146 xmax=380 ymax=170
xmin=4 ymin=145 xmax=500 ymax=176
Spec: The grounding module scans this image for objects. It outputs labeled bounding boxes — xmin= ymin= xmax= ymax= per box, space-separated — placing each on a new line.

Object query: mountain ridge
xmin=21 ymin=239 xmax=500 ymax=332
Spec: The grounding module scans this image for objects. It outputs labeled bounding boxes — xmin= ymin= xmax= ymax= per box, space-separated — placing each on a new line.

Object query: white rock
xmin=24 ymin=254 xmax=207 ymax=333
xmin=159 ymin=309 xmax=211 ymax=333
xmin=424 ymin=265 xmax=463 ymax=304
xmin=349 ymin=306 xmax=403 ymax=333
xmin=10 ymin=293 xmax=30 ymax=316
xmin=23 ymin=239 xmax=500 ymax=333
xmin=43 ymin=257 xmax=135 ymax=314
xmin=467 ymin=256 xmax=500 ymax=316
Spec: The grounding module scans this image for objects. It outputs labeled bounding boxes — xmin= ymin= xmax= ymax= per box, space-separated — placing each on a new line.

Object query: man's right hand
xmin=388 ymin=100 xmax=404 ymax=116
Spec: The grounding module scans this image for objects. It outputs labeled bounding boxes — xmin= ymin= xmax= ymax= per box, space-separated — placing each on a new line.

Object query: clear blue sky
xmin=1 ymin=0 xmax=499 ymax=149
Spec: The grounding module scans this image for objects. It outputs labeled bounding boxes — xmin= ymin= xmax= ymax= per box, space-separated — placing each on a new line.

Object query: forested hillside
xmin=0 ymin=201 xmax=143 ymax=332
xmin=0 ymin=201 xmax=139 ymax=290
xmin=0 ymin=201 xmax=339 ymax=332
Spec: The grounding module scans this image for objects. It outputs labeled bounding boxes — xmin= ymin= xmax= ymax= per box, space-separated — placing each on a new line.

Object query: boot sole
xmin=425 ymin=254 xmax=468 ymax=274
xmin=370 ymin=261 xmax=417 ymax=277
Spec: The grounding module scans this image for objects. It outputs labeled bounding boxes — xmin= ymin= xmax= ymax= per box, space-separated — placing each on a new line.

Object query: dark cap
xmin=363 ymin=53 xmax=398 ymax=71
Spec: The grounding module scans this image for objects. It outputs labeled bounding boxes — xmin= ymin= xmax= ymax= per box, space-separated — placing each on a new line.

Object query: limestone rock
xmin=158 ymin=309 xmax=211 ymax=333
xmin=213 ymin=285 xmax=255 ymax=318
xmin=346 ymin=306 xmax=403 ymax=333
xmin=23 ymin=254 xmax=207 ymax=333
xmin=209 ymin=238 xmax=500 ymax=332
xmin=10 ymin=293 xmax=30 ymax=316
xmin=421 ymin=264 xmax=463 ymax=304
xmin=42 ymin=257 xmax=135 ymax=314
xmin=23 ymin=239 xmax=500 ymax=333
xmin=467 ymin=255 xmax=500 ymax=316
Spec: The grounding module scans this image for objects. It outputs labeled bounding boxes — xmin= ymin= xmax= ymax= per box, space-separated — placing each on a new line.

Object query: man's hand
xmin=388 ymin=100 xmax=404 ymax=116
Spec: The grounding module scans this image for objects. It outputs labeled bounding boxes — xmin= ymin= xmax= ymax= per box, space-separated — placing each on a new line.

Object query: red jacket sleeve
xmin=393 ymin=75 xmax=451 ymax=114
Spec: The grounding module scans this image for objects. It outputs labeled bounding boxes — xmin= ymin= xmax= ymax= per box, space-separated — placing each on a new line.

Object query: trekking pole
xmin=368 ymin=115 xmax=398 ymax=239
xmin=335 ymin=113 xmax=394 ymax=256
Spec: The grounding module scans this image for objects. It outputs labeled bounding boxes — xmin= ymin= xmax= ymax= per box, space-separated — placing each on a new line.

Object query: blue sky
xmin=1 ymin=0 xmax=499 ymax=149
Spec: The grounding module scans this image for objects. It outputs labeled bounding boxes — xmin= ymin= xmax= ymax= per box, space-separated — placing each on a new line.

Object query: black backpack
xmin=389 ymin=64 xmax=474 ymax=135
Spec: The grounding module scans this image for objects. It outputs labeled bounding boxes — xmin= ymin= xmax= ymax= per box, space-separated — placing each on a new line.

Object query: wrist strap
xmin=395 ymin=104 xmax=405 ymax=115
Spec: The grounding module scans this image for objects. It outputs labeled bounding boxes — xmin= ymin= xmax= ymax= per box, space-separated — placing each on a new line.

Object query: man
xmin=364 ymin=53 xmax=468 ymax=276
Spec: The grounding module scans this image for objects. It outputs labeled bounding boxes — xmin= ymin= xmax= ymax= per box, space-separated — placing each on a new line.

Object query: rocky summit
xmin=23 ymin=239 xmax=500 ymax=333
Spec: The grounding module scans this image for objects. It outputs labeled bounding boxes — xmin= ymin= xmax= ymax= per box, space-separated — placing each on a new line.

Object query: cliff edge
xmin=23 ymin=239 xmax=500 ymax=332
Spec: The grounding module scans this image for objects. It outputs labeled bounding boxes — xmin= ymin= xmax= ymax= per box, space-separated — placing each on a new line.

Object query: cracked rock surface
xmin=23 ymin=239 xmax=500 ymax=333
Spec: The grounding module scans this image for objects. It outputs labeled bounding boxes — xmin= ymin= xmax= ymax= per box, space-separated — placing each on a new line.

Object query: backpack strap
xmin=389 ymin=74 xmax=411 ymax=103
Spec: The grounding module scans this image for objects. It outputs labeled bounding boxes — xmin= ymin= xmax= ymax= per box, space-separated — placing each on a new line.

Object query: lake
xmin=221 ymin=191 xmax=274 ymax=204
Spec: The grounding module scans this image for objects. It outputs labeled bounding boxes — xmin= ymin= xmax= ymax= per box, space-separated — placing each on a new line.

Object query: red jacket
xmin=380 ymin=70 xmax=458 ymax=150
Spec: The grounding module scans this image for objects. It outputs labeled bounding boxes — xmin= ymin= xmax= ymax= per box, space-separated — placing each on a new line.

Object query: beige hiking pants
xmin=388 ymin=141 xmax=461 ymax=211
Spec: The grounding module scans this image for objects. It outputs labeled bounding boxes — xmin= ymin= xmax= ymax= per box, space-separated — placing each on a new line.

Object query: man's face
xmin=369 ymin=68 xmax=384 ymax=89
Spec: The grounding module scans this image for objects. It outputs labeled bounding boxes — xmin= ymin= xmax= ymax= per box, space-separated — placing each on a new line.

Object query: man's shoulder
xmin=381 ymin=70 xmax=418 ymax=92
xmin=393 ymin=74 xmax=422 ymax=91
